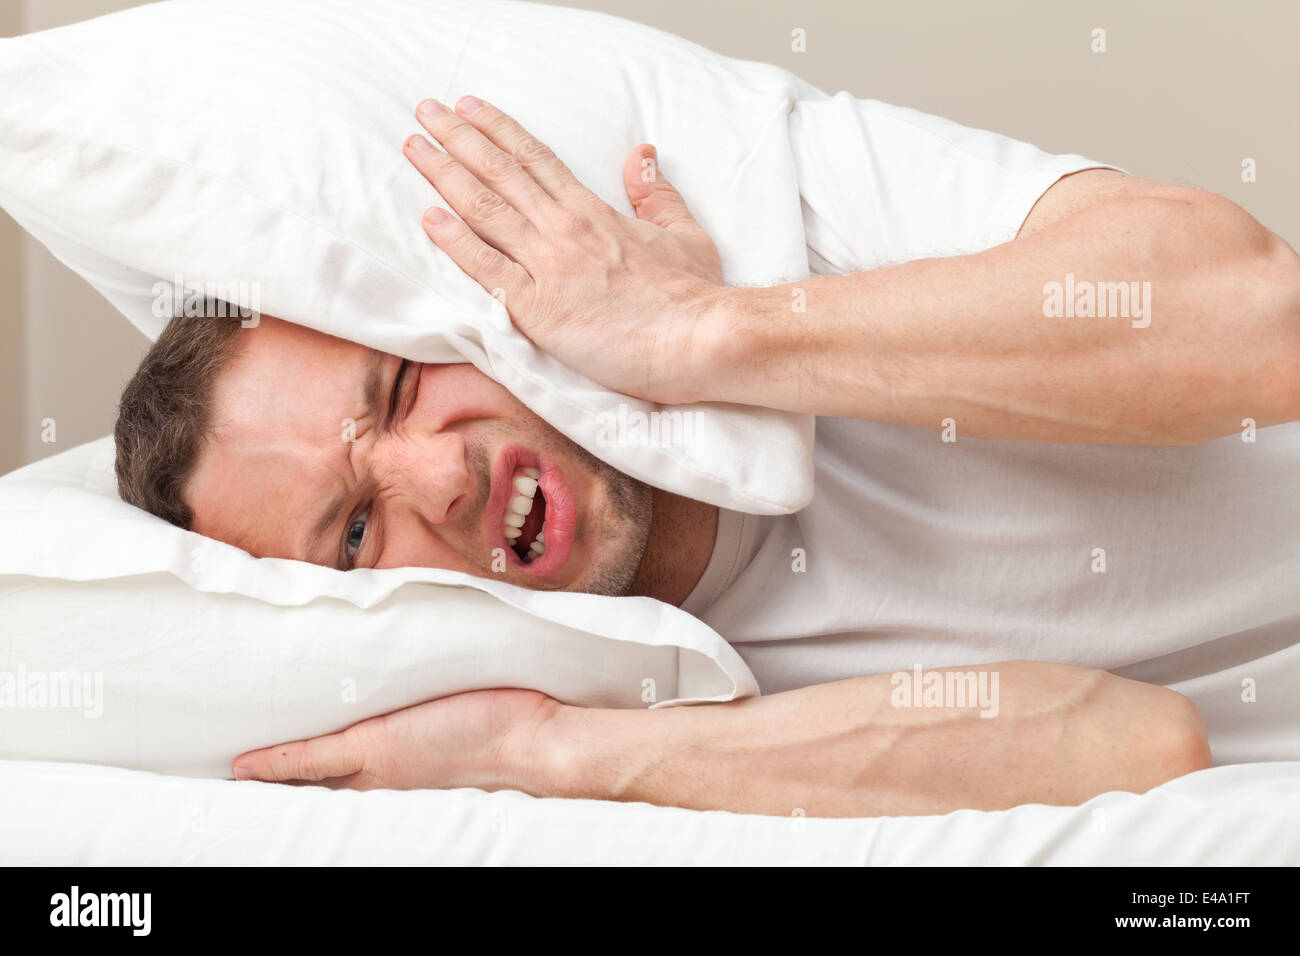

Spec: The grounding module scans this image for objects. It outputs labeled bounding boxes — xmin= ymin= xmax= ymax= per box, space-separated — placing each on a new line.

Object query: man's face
xmin=186 ymin=317 xmax=653 ymax=594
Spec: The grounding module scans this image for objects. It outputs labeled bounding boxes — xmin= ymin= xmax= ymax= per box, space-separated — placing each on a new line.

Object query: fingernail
xmin=407 ymin=135 xmax=433 ymax=153
xmin=419 ymin=99 xmax=448 ymax=118
xmin=233 ymin=766 xmax=254 ymax=780
xmin=456 ymin=95 xmax=484 ymax=115
xmin=424 ymin=207 xmax=450 ymax=225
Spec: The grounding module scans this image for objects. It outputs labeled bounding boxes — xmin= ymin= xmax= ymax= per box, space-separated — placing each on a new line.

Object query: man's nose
xmin=373 ymin=431 xmax=471 ymax=524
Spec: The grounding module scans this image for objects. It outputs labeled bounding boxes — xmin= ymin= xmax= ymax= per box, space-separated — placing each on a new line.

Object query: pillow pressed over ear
xmin=0 ymin=0 xmax=818 ymax=514
xmin=0 ymin=438 xmax=759 ymax=777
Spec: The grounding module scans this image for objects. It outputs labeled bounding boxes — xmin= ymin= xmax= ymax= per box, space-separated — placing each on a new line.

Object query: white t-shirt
xmin=685 ymin=418 xmax=1300 ymax=765
xmin=680 ymin=97 xmax=1300 ymax=764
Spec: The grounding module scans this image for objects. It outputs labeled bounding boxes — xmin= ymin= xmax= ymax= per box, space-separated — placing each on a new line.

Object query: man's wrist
xmin=684 ymin=284 xmax=766 ymax=406
xmin=525 ymin=703 xmax=617 ymax=801
xmin=529 ymin=702 xmax=686 ymax=804
xmin=688 ymin=283 xmax=810 ymax=408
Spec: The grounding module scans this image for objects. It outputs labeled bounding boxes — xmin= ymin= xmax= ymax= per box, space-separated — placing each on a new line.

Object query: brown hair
xmin=114 ymin=312 xmax=246 ymax=529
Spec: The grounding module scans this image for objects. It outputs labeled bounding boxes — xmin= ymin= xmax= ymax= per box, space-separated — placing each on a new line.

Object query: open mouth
xmin=486 ymin=444 xmax=575 ymax=578
xmin=503 ymin=465 xmax=547 ymax=563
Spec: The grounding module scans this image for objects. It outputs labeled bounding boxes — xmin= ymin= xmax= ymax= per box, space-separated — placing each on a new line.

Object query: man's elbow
xmin=1259 ymin=233 xmax=1300 ymax=424
xmin=1142 ymin=688 xmax=1213 ymax=789
xmin=1163 ymin=190 xmax=1300 ymax=434
xmin=1221 ymin=195 xmax=1300 ymax=426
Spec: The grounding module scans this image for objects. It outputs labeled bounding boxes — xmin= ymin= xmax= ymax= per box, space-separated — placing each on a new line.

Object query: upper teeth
xmin=504 ymin=466 xmax=545 ymax=558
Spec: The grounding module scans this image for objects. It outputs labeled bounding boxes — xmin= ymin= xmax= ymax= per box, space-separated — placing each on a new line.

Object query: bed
xmin=4 ymin=759 xmax=1298 ymax=865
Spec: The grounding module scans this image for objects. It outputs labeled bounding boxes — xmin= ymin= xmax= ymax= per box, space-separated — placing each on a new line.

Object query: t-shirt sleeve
xmin=788 ymin=91 xmax=1123 ymax=275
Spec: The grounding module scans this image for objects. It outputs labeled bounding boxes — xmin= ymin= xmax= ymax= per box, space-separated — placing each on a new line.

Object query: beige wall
xmin=3 ymin=0 xmax=1297 ymax=474
xmin=535 ymin=0 xmax=1297 ymax=244
xmin=3 ymin=0 xmax=156 ymax=474
xmin=0 ymin=0 xmax=25 ymax=473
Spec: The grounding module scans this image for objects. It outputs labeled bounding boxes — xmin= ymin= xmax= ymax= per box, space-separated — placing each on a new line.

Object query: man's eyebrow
xmin=301 ymin=347 xmax=385 ymax=567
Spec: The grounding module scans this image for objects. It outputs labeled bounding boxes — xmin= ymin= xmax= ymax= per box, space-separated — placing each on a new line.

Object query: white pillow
xmin=0 ymin=438 xmax=758 ymax=777
xmin=0 ymin=0 xmax=816 ymax=514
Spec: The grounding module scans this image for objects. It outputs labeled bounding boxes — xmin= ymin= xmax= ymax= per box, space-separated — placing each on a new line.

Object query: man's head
xmin=115 ymin=314 xmax=715 ymax=599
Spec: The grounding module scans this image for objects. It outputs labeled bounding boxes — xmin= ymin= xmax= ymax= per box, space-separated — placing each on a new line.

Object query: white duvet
xmin=2 ymin=758 xmax=1296 ymax=865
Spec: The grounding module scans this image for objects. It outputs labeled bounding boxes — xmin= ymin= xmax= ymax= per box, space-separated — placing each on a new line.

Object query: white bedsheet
xmin=3 ymin=758 xmax=1296 ymax=865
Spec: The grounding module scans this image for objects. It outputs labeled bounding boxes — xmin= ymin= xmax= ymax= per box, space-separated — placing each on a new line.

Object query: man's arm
xmin=692 ymin=170 xmax=1300 ymax=443
xmin=535 ymin=661 xmax=1211 ymax=817
xmin=234 ymin=661 xmax=1212 ymax=817
xmin=406 ymin=99 xmax=1300 ymax=445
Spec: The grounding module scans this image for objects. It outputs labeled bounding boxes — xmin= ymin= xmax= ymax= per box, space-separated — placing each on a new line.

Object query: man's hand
xmin=409 ymin=95 xmax=1300 ymax=442
xmin=232 ymin=688 xmax=561 ymax=792
xmin=234 ymin=662 xmax=1211 ymax=817
xmin=403 ymin=95 xmax=724 ymax=404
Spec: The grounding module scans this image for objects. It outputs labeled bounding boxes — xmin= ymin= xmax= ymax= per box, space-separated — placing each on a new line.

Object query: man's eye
xmin=389 ymin=360 xmax=410 ymax=423
xmin=344 ymin=509 xmax=369 ymax=566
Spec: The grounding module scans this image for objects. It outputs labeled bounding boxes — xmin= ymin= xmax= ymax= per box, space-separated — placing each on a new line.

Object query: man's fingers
xmin=445 ymin=96 xmax=590 ymax=204
xmin=622 ymin=145 xmax=700 ymax=234
xmin=421 ymin=206 xmax=533 ymax=301
xmin=233 ymin=732 xmax=363 ymax=783
xmin=404 ymin=132 xmax=537 ymax=259
xmin=413 ymin=98 xmax=557 ymax=224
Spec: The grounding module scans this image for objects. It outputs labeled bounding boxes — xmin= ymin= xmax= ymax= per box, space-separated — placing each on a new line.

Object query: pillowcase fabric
xmin=0 ymin=438 xmax=758 ymax=777
xmin=0 ymin=0 xmax=819 ymax=514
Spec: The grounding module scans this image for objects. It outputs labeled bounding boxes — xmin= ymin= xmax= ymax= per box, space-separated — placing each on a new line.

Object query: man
xmin=115 ymin=96 xmax=1300 ymax=816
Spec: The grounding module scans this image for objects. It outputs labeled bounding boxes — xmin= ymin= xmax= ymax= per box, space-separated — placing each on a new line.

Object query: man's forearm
xmin=532 ymin=662 xmax=1211 ymax=818
xmin=694 ymin=187 xmax=1300 ymax=444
